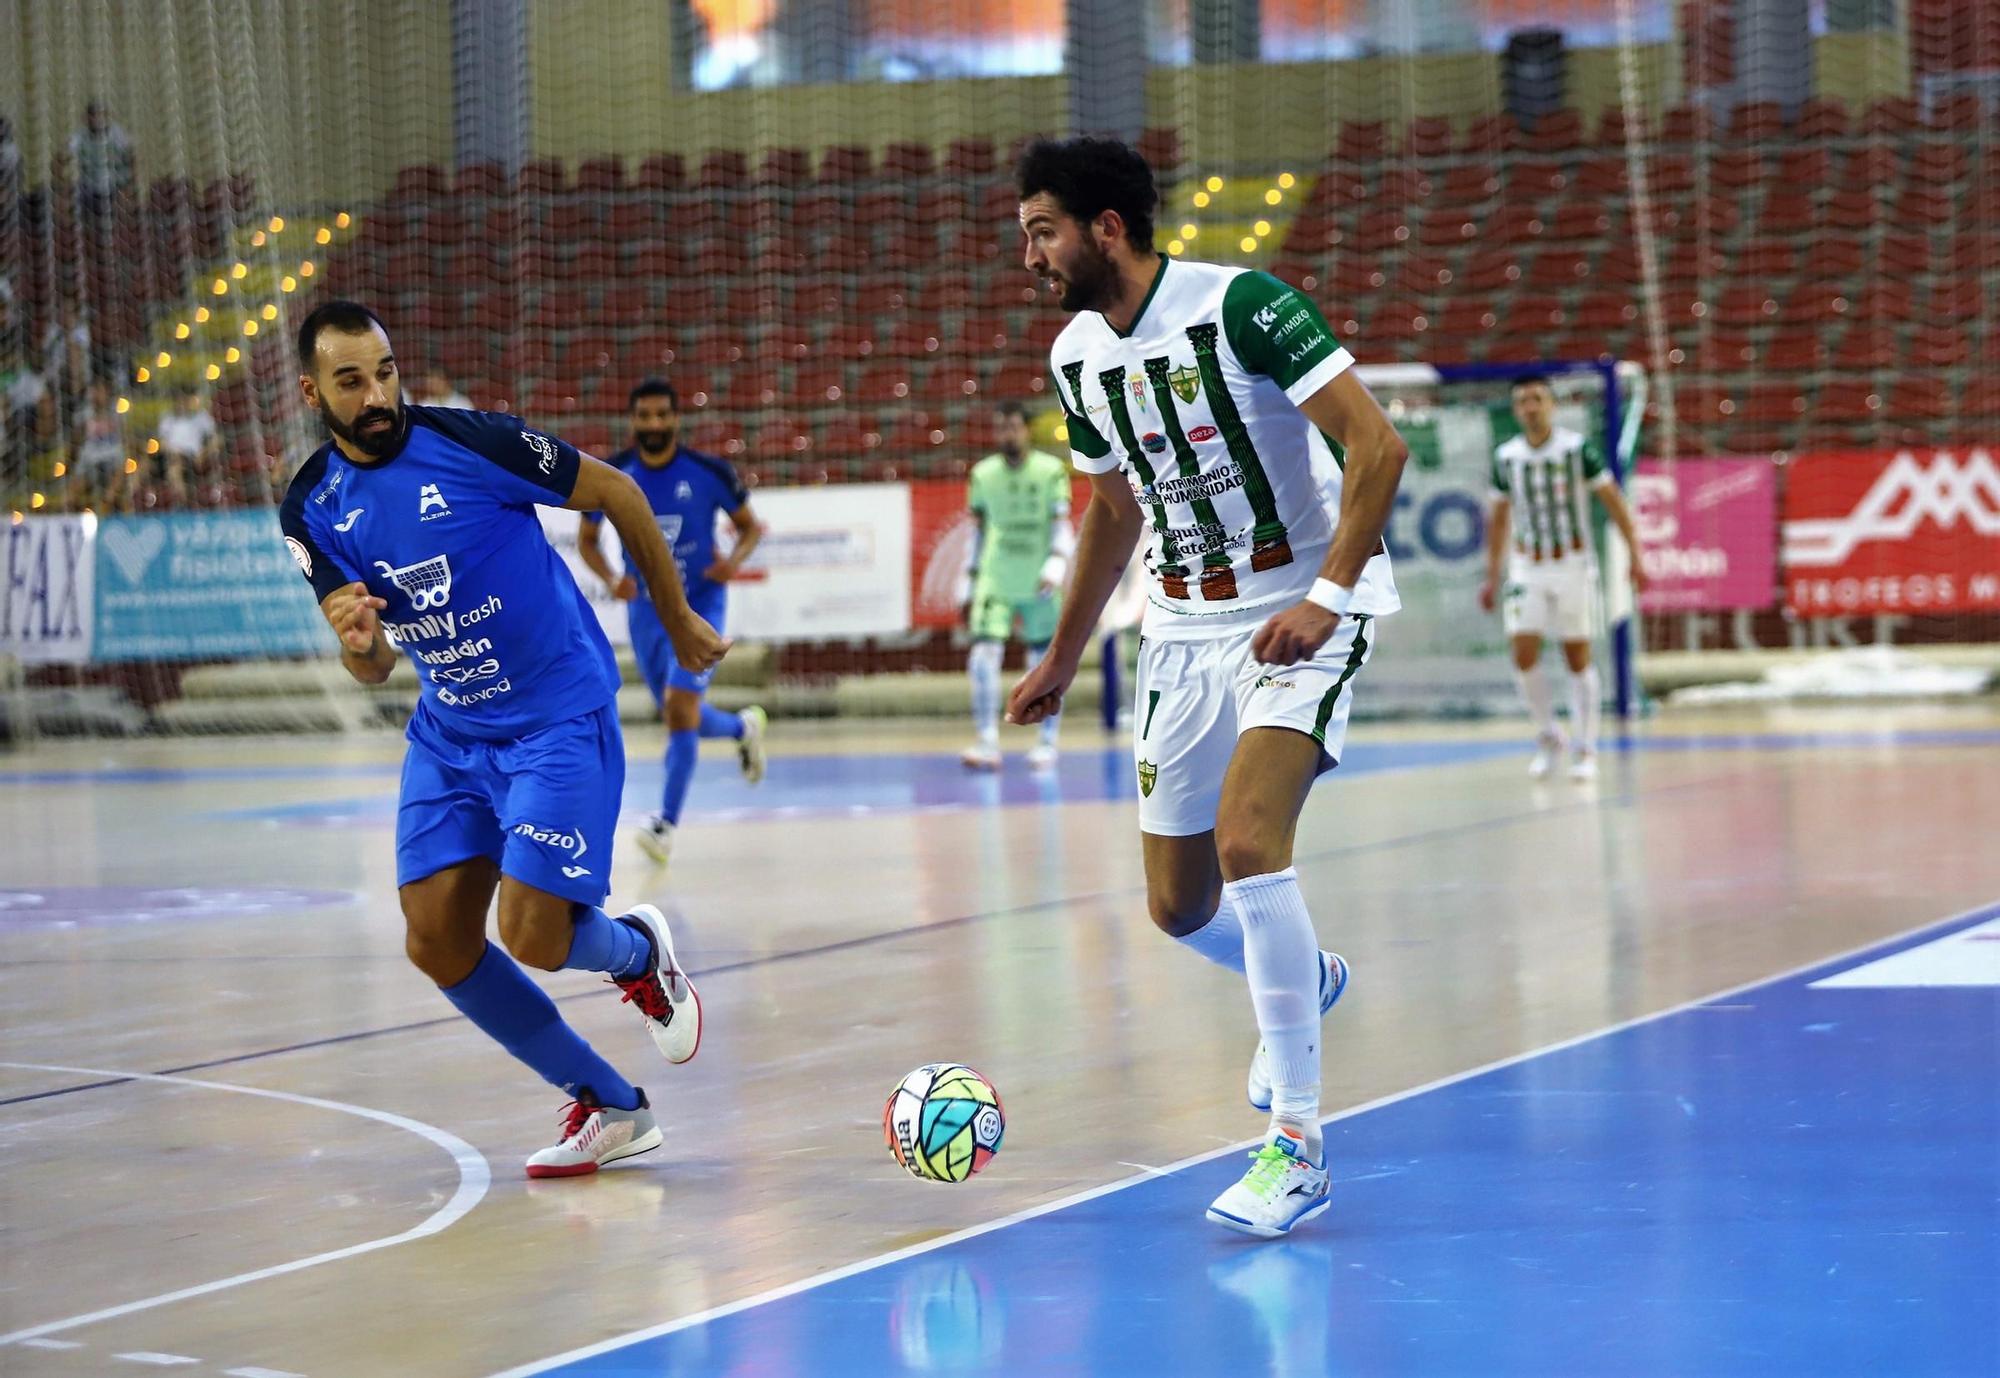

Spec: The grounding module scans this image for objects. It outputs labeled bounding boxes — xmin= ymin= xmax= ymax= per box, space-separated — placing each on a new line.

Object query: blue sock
xmin=562 ymin=905 xmax=652 ymax=981
xmin=698 ymin=703 xmax=744 ymax=739
xmin=440 ymin=943 xmax=640 ymax=1110
xmin=662 ymin=728 xmax=699 ymax=824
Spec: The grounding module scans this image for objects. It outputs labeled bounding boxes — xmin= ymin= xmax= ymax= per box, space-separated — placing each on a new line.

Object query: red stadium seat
xmin=757 ymin=147 xmax=812 ymax=187
xmin=1796 ymin=97 xmax=1848 ymax=138
xmin=1592 ymin=246 xmax=1642 ymax=286
xmin=1571 ymin=292 xmax=1638 ymax=330
xmin=1799 ymin=235 xmax=1866 ymax=281
xmin=1501 ymin=162 xmax=1566 ymax=201
xmin=1906 ymin=143 xmax=1970 ymax=189
xmin=1730 ymin=101 xmax=1787 ymax=140
xmin=1571 ymin=157 xmax=1627 ymax=196
xmin=1707 ymin=149 xmax=1765 ymax=190
xmin=881 ymin=142 xmax=936 ymax=179
xmin=634 ymin=153 xmax=685 ymax=191
xmin=456 ymin=161 xmax=507 ymax=199
xmin=1523 ymin=109 xmax=1584 ymax=153
xmin=1657 ymin=105 xmax=1714 ymax=143
xmin=1546 ymin=201 xmax=1613 ymax=243
xmin=395 ymin=163 xmax=451 ymax=200
xmin=1594 ymin=106 xmax=1637 ymax=146
xmin=1434 ymin=164 xmax=1498 ymax=208
xmin=1758 ymin=193 xmax=1814 ymax=235
xmin=517 ymin=158 xmax=566 ymax=196
xmin=943 ymin=139 xmax=997 ymax=178
xmin=697 ymin=150 xmax=749 ymax=191
xmin=1929 ymin=279 xmax=1987 ymax=324
xmin=1821 ymin=191 xmax=1880 ymax=232
xmin=1338 ymin=120 xmax=1392 ymax=162
xmin=1891 ymin=186 xmax=1956 ymax=227
xmin=1459 ymin=113 xmax=1512 ymax=154
xmin=1504 ymin=295 xmax=1565 ymax=332
xmin=1758 ymin=332 xmax=1827 ymax=372
xmin=1927 ymin=91 xmax=1984 ymax=133
xmin=1859 ymin=97 xmax=1921 ymax=135
xmin=1905 ymin=325 xmax=1971 ymax=368
xmin=574 ymin=157 xmax=625 ymax=193
xmin=1486 ymin=204 xmax=1545 ymax=244
xmin=1713 ymin=286 xmax=1779 ymax=328
xmin=1647 ymin=155 xmax=1695 ymax=196
xmin=1392 ymin=255 xmax=1452 ymax=296
xmin=1524 ymin=250 xmax=1590 ymax=290
xmin=1136 ymin=127 xmax=1183 ymax=172
xmin=817 ymin=145 xmax=872 ymax=182
xmin=1888 ymin=378 xmax=1950 ymax=420
xmin=1417 ymin=210 xmax=1477 ymax=248
xmin=1460 ymin=249 xmax=1524 ymax=292
xmin=1734 ymin=239 xmax=1796 ymax=280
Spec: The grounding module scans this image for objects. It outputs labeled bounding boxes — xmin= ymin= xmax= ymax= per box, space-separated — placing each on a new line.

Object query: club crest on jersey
xmin=374 ymin=553 xmax=453 ymax=611
xmin=675 ymin=480 xmax=693 ymax=502
xmin=1168 ymin=364 xmax=1201 ymax=404
xmin=418 ymin=484 xmax=452 ymax=520
xmin=1137 ymin=759 xmax=1157 ymax=796
xmin=285 ymin=537 xmax=312 ymax=577
xmin=1128 ymin=373 xmax=1149 ymax=410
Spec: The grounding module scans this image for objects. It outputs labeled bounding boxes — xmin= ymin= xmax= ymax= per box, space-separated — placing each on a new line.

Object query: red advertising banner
xmin=909 ymin=475 xmax=1092 ymax=628
xmin=1783 ymin=447 xmax=2000 ymax=615
xmin=1631 ymin=458 xmax=1777 ymax=611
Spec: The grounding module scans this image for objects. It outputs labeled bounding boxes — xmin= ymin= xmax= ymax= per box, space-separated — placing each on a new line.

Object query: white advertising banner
xmin=731 ymin=483 xmax=911 ymax=639
xmin=2 ymin=513 xmax=94 ymax=664
xmin=537 ymin=482 xmax=912 ymax=646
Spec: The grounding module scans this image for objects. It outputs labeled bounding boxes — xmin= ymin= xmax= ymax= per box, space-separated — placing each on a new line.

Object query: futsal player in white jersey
xmin=1477 ymin=375 xmax=1646 ymax=781
xmin=1004 ymin=138 xmax=1408 ymax=1238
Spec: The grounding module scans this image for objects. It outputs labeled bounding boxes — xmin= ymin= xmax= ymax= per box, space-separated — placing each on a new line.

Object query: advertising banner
xmin=1783 ymin=448 xmax=2000 ymax=615
xmin=93 ymin=512 xmax=326 ymax=662
xmin=1631 ymin=458 xmax=1777 ymax=611
xmin=2 ymin=514 xmax=94 ymax=664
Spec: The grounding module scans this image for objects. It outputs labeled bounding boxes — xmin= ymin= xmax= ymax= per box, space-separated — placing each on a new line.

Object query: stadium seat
xmin=1339 ymin=120 xmax=1393 ymax=161
xmin=1524 ymin=250 xmax=1590 ymax=290
xmin=456 ymin=161 xmax=508 ymax=199
xmin=1460 ymin=249 xmax=1523 ymax=292
xmin=1831 ymin=330 xmax=1897 ymax=372
xmin=1571 ymin=157 xmax=1627 ymax=196
xmin=633 ymin=152 xmax=686 ymax=191
xmin=1523 ymin=109 xmax=1584 ymax=153
xmin=1796 ymin=97 xmax=1848 ymax=139
xmin=1759 ymin=332 xmax=1827 ymax=372
xmin=1822 ymin=191 xmax=1881 ymax=231
xmin=1758 ymin=193 xmax=1815 ymax=235
xmin=1434 ymin=165 xmax=1497 ymax=208
xmin=517 ymin=158 xmax=566 ymax=196
xmin=1708 ymin=149 xmax=1765 ymax=191
xmin=1546 ymin=202 xmax=1613 ymax=243
xmin=757 ymin=147 xmax=812 ymax=187
xmin=880 ymin=142 xmax=935 ymax=179
xmin=1859 ymin=97 xmax=1921 ymax=135
xmin=1136 ymin=127 xmax=1183 ymax=172
xmin=817 ymin=145 xmax=872 ymax=182
xmin=1657 ymin=105 xmax=1714 ymax=144
xmin=697 ymin=150 xmax=749 ymax=191
xmin=1906 ymin=143 xmax=1969 ymax=189
xmin=574 ymin=156 xmax=625 ymax=193
xmin=943 ymin=139 xmax=998 ymax=178
xmin=1799 ymin=235 xmax=1866 ymax=280
xmin=1905 ymin=325 xmax=1971 ymax=368
xmin=1571 ymin=292 xmax=1637 ymax=330
xmin=1926 ymin=91 xmax=1984 ymax=133
xmin=1417 ymin=211 xmax=1477 ymax=248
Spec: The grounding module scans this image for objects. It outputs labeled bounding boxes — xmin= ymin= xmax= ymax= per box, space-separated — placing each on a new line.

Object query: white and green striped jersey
xmin=1048 ymin=256 xmax=1400 ymax=641
xmin=1488 ymin=427 xmax=1614 ymax=572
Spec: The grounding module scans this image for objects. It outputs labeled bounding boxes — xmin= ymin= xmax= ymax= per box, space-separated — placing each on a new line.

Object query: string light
xmin=194 ymin=307 xmax=210 ymax=323
xmin=1193 ymin=191 xmax=1211 ymax=209
xmin=300 ymin=261 xmax=315 ymax=277
xmin=243 ymin=320 xmax=259 ymax=336
xmin=1205 ymin=176 xmax=1223 ymax=192
xmin=1264 ymin=188 xmax=1283 ymax=206
xmin=124 ymin=459 xmax=139 ymax=475
xmin=1254 ymin=220 xmax=1272 ymax=237
xmin=146 ymin=439 xmax=160 ymax=454
xmin=205 ymin=364 xmax=222 ymax=380
xmin=212 ymin=278 xmax=228 ymax=296
xmin=268 ymin=216 xmax=285 ymax=232
xmin=1240 ymin=236 xmax=1258 ymax=253
xmin=135 ymin=367 xmax=151 ymax=383
xmin=334 ymin=212 xmax=350 ymax=228
xmin=315 ymin=227 xmax=332 ymax=245
xmin=1278 ymin=172 xmax=1296 ymax=189
xmin=118 ymin=396 xmax=134 ymax=413
xmin=280 ymin=275 xmax=297 ymax=292
xmin=174 ymin=323 xmax=190 ymax=340
xmin=1167 ymin=239 xmax=1186 ymax=255
xmin=224 ymin=347 xmax=241 ymax=364
xmin=230 ymin=263 xmax=248 ymax=280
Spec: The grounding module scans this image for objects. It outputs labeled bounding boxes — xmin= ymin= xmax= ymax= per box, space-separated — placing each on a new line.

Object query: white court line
xmin=113 ymin=1355 xmax=200 ymax=1367
xmin=0 ymin=1062 xmax=491 ymax=1348
xmin=489 ymin=898 xmax=2000 ymax=1378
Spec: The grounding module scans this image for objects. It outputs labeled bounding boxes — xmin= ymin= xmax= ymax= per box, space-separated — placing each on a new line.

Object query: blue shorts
xmin=630 ymin=588 xmax=727 ymax=701
xmin=396 ymin=702 xmax=626 ymax=905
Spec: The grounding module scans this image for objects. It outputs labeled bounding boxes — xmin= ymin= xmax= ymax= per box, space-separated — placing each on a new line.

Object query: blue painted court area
xmin=516 ymin=905 xmax=1999 ymax=1378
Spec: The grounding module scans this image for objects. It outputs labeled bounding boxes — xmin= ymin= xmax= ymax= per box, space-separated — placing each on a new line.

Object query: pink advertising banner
xmin=1630 ymin=458 xmax=1777 ymax=612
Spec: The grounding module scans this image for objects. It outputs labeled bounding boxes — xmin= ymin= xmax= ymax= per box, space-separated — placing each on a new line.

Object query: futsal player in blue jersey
xmin=278 ymin=302 xmax=728 ymax=1178
xmin=577 ymin=378 xmax=767 ymax=869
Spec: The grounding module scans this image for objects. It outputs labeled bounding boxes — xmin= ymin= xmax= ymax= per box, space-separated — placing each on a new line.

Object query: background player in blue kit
xmin=278 ymin=302 xmax=729 ymax=1178
xmin=578 ymin=378 xmax=767 ymax=868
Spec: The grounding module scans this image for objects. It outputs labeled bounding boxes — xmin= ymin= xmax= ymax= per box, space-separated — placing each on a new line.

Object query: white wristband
xmin=1305 ymin=578 xmax=1354 ymax=616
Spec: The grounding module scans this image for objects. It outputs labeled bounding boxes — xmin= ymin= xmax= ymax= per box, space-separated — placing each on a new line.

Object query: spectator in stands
xmin=71 ymin=378 xmax=126 ymax=503
xmin=156 ymin=383 xmax=219 ymax=501
xmin=2 ymin=343 xmax=54 ymax=486
xmin=41 ymin=297 xmax=91 ymax=401
xmin=416 ymin=367 xmax=472 ymax=409
xmin=68 ymin=100 xmax=135 ymax=205
xmin=0 ymin=113 xmax=20 ymax=196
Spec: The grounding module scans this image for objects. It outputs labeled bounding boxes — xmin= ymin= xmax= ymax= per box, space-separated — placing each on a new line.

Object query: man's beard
xmin=1053 ymin=241 xmax=1117 ymax=314
xmin=636 ymin=428 xmax=676 ymax=456
xmin=322 ymin=399 xmax=404 ymax=458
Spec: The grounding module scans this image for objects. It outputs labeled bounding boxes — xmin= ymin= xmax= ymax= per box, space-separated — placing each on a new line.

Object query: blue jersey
xmin=280 ymin=405 xmax=621 ymax=742
xmin=596 ymin=446 xmax=748 ymax=611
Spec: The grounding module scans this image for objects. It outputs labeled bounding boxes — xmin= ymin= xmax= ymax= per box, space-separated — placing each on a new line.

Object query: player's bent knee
xmin=665 ymin=691 xmax=702 ymax=732
xmin=496 ymin=887 xmax=574 ymax=972
xmin=1214 ymin=827 xmax=1289 ymax=883
xmin=1146 ymin=882 xmax=1222 ymax=937
xmin=404 ymin=925 xmax=481 ymax=987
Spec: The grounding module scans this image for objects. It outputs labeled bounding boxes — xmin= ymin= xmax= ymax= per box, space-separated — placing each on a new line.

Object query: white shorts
xmin=1131 ymin=615 xmax=1377 ymax=837
xmin=1502 ymin=561 xmax=1599 ymax=643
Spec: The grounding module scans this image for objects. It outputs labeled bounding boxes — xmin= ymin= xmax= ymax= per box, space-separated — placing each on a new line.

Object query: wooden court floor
xmin=2 ymin=704 xmax=1996 ymax=1376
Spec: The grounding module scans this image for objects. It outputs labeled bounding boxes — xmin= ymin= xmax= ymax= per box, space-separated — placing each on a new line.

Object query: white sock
xmin=1225 ymin=868 xmax=1322 ymax=1154
xmin=1569 ymin=663 xmax=1600 ymax=755
xmin=1026 ymin=643 xmax=1060 ymax=746
xmin=1514 ymin=662 xmax=1556 ymax=738
xmin=968 ymin=640 xmax=1002 ymax=744
xmin=1173 ymin=896 xmax=1244 ymax=972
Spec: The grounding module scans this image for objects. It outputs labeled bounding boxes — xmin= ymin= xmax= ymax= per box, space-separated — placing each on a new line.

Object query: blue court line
xmin=0 ymin=767 xmax=1742 ymax=1110
xmin=498 ymin=901 xmax=2000 ymax=1378
xmin=9 ymin=725 xmax=1998 ymax=790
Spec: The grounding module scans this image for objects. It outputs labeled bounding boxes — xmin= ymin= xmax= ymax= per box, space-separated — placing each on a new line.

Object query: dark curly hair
xmin=1015 ymin=137 xmax=1158 ymax=253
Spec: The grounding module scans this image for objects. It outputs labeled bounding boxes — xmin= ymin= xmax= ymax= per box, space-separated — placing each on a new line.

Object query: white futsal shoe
xmin=634 ymin=814 xmax=676 ymax=866
xmin=1569 ymin=749 xmax=1598 ymax=782
xmin=611 ymin=904 xmax=702 ymax=1065
xmin=524 ymin=1089 xmax=661 ymax=1179
xmin=738 ymin=705 xmax=769 ymax=784
xmin=1026 ymin=742 xmax=1059 ymax=770
xmin=1247 ymin=951 xmax=1349 ymax=1113
xmin=1528 ymin=731 xmax=1566 ymax=780
xmin=1207 ymin=1125 xmax=1332 ymax=1238
xmin=960 ymin=741 xmax=1001 ymax=771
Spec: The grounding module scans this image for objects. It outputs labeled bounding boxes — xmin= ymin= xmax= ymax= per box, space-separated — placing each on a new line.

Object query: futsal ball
xmin=883 ymin=1062 xmax=1005 ymax=1183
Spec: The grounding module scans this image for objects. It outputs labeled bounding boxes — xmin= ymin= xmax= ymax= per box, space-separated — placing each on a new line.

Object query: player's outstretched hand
xmin=1629 ymin=561 xmax=1650 ymax=596
xmin=609 ymin=574 xmax=638 ymax=601
xmin=1252 ymin=600 xmax=1340 ymax=666
xmin=669 ymin=611 xmax=731 ymax=674
xmin=323 ymin=581 xmax=388 ymax=654
xmin=1006 ymin=650 xmax=1073 ymax=726
xmin=1477 ymin=577 xmax=1497 ymax=613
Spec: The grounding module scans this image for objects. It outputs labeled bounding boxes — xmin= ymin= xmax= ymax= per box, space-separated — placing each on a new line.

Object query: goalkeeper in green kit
xmin=959 ymin=401 xmax=1075 ymax=770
